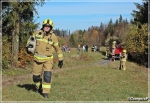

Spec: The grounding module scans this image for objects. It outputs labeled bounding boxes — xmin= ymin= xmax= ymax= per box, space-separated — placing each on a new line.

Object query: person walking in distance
xmin=111 ymin=41 xmax=116 ymax=61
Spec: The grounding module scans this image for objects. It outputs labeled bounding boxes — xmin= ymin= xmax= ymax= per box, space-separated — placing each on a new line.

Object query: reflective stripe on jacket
xmin=34 ymin=53 xmax=53 ymax=60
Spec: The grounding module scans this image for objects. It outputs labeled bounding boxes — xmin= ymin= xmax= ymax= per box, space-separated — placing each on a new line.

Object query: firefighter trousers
xmin=120 ymin=61 xmax=126 ymax=70
xmin=32 ymin=59 xmax=53 ymax=94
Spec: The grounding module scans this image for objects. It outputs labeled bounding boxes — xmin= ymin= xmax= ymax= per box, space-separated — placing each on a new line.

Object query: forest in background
xmin=2 ymin=0 xmax=148 ymax=69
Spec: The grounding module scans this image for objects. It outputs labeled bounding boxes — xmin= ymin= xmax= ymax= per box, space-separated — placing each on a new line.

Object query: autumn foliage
xmin=2 ymin=36 xmax=34 ymax=69
xmin=18 ymin=43 xmax=34 ymax=68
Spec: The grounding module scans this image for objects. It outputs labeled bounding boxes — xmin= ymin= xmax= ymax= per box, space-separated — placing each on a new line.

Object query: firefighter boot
xmin=43 ymin=93 xmax=49 ymax=98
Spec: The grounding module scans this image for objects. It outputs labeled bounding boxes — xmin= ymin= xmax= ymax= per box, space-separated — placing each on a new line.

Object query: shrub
xmin=125 ymin=24 xmax=148 ymax=67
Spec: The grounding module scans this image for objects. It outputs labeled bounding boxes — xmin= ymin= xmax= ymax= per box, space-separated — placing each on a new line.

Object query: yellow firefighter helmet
xmin=42 ymin=19 xmax=54 ymax=28
xmin=123 ymin=49 xmax=127 ymax=53
xmin=113 ymin=41 xmax=116 ymax=43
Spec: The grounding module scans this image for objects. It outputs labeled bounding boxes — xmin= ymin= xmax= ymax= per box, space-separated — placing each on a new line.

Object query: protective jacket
xmin=112 ymin=43 xmax=116 ymax=49
xmin=120 ymin=53 xmax=127 ymax=61
xmin=27 ymin=30 xmax=63 ymax=62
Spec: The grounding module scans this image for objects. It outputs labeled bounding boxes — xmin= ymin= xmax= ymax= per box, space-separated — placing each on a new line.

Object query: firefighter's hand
xmin=58 ymin=60 xmax=63 ymax=68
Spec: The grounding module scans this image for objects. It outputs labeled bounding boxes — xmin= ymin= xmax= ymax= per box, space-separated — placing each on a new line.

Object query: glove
xmin=58 ymin=60 xmax=63 ymax=68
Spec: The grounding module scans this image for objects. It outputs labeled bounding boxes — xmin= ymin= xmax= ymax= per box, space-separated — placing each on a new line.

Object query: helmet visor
xmin=43 ymin=23 xmax=51 ymax=27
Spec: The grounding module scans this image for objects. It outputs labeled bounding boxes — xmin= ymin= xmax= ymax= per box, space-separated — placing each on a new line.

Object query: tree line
xmin=67 ymin=0 xmax=148 ymax=67
xmin=2 ymin=0 xmax=148 ymax=69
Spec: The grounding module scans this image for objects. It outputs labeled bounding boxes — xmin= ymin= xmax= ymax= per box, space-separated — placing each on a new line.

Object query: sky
xmin=34 ymin=0 xmax=143 ymax=33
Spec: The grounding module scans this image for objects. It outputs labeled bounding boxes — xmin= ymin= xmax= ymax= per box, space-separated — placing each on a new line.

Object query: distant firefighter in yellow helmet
xmin=119 ymin=49 xmax=127 ymax=70
xmin=26 ymin=19 xmax=63 ymax=98
xmin=111 ymin=41 xmax=116 ymax=61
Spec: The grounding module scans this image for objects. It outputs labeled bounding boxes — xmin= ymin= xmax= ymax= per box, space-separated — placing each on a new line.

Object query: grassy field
xmin=2 ymin=47 xmax=148 ymax=102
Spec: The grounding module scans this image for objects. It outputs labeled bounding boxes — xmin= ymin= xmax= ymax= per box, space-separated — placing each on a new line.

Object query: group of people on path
xmin=62 ymin=44 xmax=71 ymax=53
xmin=91 ymin=45 xmax=100 ymax=52
xmin=82 ymin=45 xmax=88 ymax=52
xmin=77 ymin=44 xmax=100 ymax=53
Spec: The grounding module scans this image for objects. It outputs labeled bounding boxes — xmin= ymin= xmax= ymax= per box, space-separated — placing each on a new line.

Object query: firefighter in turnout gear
xmin=26 ymin=19 xmax=63 ymax=98
xmin=111 ymin=41 xmax=116 ymax=61
xmin=119 ymin=49 xmax=127 ymax=70
xmin=105 ymin=44 xmax=109 ymax=57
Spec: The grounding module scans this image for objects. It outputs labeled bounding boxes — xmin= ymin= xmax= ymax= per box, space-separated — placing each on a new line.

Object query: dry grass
xmin=2 ymin=47 xmax=148 ymax=101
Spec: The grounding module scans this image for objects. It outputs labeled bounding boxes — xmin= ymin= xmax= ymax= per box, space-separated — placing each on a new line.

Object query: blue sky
xmin=34 ymin=0 xmax=143 ymax=33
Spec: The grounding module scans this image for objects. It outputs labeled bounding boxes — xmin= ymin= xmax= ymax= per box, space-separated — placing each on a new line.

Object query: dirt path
xmin=2 ymin=58 xmax=110 ymax=86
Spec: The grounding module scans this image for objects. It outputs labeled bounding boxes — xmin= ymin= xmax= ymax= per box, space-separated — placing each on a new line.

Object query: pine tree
xmin=119 ymin=14 xmax=123 ymax=23
xmin=107 ymin=18 xmax=115 ymax=36
xmin=69 ymin=34 xmax=76 ymax=47
xmin=2 ymin=1 xmax=44 ymax=67
xmin=131 ymin=0 xmax=148 ymax=25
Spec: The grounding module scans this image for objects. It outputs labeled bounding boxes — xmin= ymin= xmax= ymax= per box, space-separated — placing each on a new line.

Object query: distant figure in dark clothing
xmin=91 ymin=45 xmax=95 ymax=52
xmin=85 ymin=45 xmax=88 ymax=52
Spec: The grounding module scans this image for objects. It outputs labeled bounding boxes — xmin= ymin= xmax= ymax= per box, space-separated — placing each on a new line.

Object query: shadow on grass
xmin=17 ymin=84 xmax=37 ymax=92
xmin=17 ymin=84 xmax=43 ymax=97
xmin=102 ymin=57 xmax=110 ymax=60
xmin=17 ymin=84 xmax=43 ymax=96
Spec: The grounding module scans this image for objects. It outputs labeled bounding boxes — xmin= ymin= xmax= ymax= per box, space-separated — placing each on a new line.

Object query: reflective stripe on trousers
xmin=58 ymin=54 xmax=63 ymax=58
xmin=42 ymin=84 xmax=51 ymax=89
xmin=121 ymin=59 xmax=126 ymax=62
